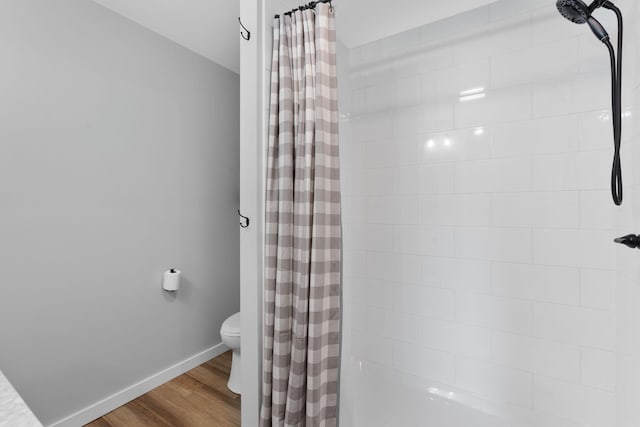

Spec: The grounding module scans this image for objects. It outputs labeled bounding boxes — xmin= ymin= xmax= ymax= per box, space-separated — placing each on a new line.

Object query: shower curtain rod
xmin=275 ymin=0 xmax=333 ymax=18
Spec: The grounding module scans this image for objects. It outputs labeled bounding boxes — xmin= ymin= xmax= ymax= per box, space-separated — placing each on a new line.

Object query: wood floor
xmin=85 ymin=351 xmax=240 ymax=427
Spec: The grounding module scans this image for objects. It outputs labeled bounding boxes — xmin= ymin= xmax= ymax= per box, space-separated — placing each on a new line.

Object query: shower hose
xmin=605 ymin=3 xmax=623 ymax=205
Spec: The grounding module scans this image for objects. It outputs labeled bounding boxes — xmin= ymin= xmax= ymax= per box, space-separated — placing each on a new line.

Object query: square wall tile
xmin=422 ymin=102 xmax=456 ymax=134
xmin=419 ymin=163 xmax=455 ymax=194
xmin=393 ymin=284 xmax=455 ymax=320
xmin=352 ymin=277 xmax=394 ymax=309
xmin=456 ymin=228 xmax=532 ymax=263
xmin=394 ymin=225 xmax=456 ymax=257
xmin=533 ymin=229 xmax=615 ymax=269
xmin=489 ymin=12 xmax=532 ymax=56
xmin=351 ymin=112 xmax=394 ymax=143
xmin=491 ymin=192 xmax=579 ymax=228
xmin=530 ymin=8 xmax=583 ymax=44
xmin=366 ymin=141 xmax=397 ymax=168
xmin=421 ymin=194 xmax=491 ymax=226
xmin=492 ymin=331 xmax=580 ymax=382
xmin=423 ymin=318 xmax=491 ymax=360
xmin=580 ymin=347 xmax=616 ymax=391
xmin=492 ymin=115 xmax=578 ymax=158
xmin=352 ymin=330 xmax=393 ymax=366
xmin=393 ymin=342 xmax=455 ymax=385
xmin=420 ymin=127 xmax=491 ymax=164
xmin=491 ymin=262 xmax=579 ymax=305
xmin=532 ymin=151 xmax=610 ymax=192
xmin=351 ymin=223 xmax=394 ymax=251
xmin=367 ymin=195 xmax=420 ymax=225
xmin=455 ymin=85 xmax=532 ymax=128
xmin=580 ymin=268 xmax=615 ymax=310
xmin=366 ymin=252 xmax=421 ymax=284
xmin=454 ymin=31 xmax=491 ymax=64
xmin=579 ymin=190 xmax=617 ymax=229
xmin=533 ymin=302 xmax=615 ymax=350
xmin=362 ymin=168 xmax=394 ymax=195
xmin=578 ymin=110 xmax=618 ymax=151
xmin=396 ymin=136 xmax=421 ymax=166
xmin=491 ymin=38 xmax=578 ymax=90
xmin=534 ymin=376 xmax=615 ymax=426
xmin=422 ymin=257 xmax=491 ymax=293
xmin=456 ymin=293 xmax=532 ymax=334
xmin=365 ymin=307 xmax=423 ymax=345
xmin=366 ymin=81 xmax=395 ymax=113
xmin=393 ymin=46 xmax=454 ymax=78
xmin=394 ymin=165 xmax=421 ymax=195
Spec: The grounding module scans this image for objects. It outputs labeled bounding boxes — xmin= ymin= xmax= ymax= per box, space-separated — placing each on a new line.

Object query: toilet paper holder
xmin=163 ymin=269 xmax=181 ymax=292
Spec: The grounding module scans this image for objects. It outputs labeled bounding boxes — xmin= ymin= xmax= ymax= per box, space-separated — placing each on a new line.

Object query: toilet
xmin=220 ymin=312 xmax=241 ymax=394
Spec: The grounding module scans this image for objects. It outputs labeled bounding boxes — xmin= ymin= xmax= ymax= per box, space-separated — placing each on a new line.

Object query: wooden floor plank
xmin=84 ymin=351 xmax=240 ymax=427
xmin=186 ymin=363 xmax=239 ymax=400
xmin=85 ymin=419 xmax=112 ymax=427
xmin=175 ymin=373 xmax=241 ymax=411
xmin=208 ymin=352 xmax=232 ymax=371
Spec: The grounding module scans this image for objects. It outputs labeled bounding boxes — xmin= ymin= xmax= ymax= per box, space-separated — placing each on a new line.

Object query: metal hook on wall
xmin=238 ymin=210 xmax=250 ymax=228
xmin=239 ymin=17 xmax=251 ymax=41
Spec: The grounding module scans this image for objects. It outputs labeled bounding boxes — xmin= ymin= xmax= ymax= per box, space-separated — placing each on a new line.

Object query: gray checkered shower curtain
xmin=260 ymin=4 xmax=341 ymax=427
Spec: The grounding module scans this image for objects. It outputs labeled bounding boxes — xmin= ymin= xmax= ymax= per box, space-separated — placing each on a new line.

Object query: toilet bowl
xmin=220 ymin=312 xmax=241 ymax=394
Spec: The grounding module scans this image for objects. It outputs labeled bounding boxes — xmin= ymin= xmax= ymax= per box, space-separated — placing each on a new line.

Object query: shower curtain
xmin=260 ymin=3 xmax=341 ymax=427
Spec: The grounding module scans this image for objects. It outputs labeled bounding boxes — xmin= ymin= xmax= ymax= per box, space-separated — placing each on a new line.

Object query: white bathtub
xmin=340 ymin=360 xmax=581 ymax=427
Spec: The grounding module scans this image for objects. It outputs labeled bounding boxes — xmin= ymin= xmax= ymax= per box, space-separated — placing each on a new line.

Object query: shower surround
xmin=338 ymin=0 xmax=637 ymax=425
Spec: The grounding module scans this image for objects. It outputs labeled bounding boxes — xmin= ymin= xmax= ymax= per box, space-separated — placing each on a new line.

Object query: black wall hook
xmin=239 ymin=17 xmax=251 ymax=41
xmin=238 ymin=210 xmax=250 ymax=228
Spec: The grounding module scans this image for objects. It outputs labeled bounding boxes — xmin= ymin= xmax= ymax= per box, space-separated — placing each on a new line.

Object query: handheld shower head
xmin=587 ymin=16 xmax=610 ymax=41
xmin=556 ymin=0 xmax=590 ymax=24
xmin=556 ymin=0 xmax=624 ymax=206
xmin=556 ymin=0 xmax=610 ymax=42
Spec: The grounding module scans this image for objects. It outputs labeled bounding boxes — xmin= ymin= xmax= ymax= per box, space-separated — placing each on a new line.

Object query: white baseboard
xmin=49 ymin=343 xmax=228 ymax=427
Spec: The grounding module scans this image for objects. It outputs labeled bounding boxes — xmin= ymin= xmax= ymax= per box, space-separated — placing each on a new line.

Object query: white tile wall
xmin=341 ymin=0 xmax=621 ymax=425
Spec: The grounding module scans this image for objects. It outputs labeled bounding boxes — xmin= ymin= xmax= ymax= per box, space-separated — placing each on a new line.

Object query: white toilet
xmin=220 ymin=312 xmax=241 ymax=394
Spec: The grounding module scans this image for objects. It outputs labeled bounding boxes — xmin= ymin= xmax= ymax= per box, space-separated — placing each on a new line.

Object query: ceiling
xmin=92 ymin=0 xmax=497 ymax=73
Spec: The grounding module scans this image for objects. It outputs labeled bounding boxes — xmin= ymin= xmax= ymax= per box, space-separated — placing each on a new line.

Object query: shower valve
xmin=614 ymin=234 xmax=640 ymax=249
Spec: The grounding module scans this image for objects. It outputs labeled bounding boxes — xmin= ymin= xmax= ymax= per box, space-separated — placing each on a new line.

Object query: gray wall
xmin=0 ymin=0 xmax=240 ymax=424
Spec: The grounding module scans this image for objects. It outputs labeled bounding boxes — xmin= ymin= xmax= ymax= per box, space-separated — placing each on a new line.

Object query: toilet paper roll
xmin=163 ymin=269 xmax=181 ymax=292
